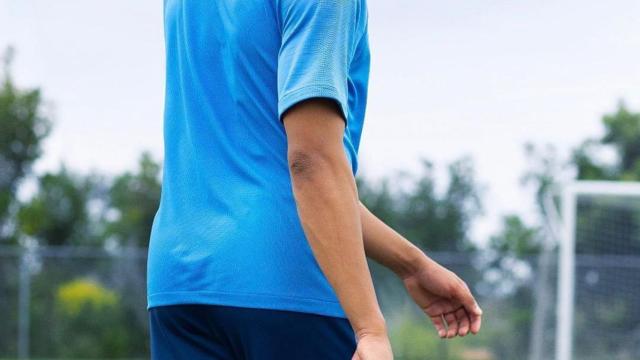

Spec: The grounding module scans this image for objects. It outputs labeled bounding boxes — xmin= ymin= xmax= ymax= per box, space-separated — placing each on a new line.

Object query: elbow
xmin=288 ymin=145 xmax=349 ymax=182
xmin=287 ymin=147 xmax=358 ymax=199
xmin=288 ymin=149 xmax=327 ymax=181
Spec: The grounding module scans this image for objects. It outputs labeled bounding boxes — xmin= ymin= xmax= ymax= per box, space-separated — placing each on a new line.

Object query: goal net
xmin=556 ymin=181 xmax=640 ymax=360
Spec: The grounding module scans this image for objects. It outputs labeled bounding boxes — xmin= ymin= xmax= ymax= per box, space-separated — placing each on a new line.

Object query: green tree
xmin=33 ymin=278 xmax=145 ymax=358
xmin=0 ymin=48 xmax=51 ymax=241
xmin=489 ymin=215 xmax=541 ymax=258
xmin=602 ymin=102 xmax=640 ymax=178
xmin=16 ymin=167 xmax=98 ymax=246
xmin=482 ymin=215 xmax=541 ymax=359
xmin=573 ymin=102 xmax=640 ymax=181
xmin=359 ymin=156 xmax=483 ymax=253
xmin=104 ymin=152 xmax=161 ymax=248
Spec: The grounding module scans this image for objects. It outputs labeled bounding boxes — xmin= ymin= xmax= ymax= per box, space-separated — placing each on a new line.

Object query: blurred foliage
xmin=13 ymin=155 xmax=161 ymax=248
xmin=602 ymin=103 xmax=640 ymax=178
xmin=571 ymin=139 xmax=619 ymax=181
xmin=489 ymin=215 xmax=541 ymax=258
xmin=17 ymin=167 xmax=95 ymax=246
xmin=358 ymin=156 xmax=483 ymax=253
xmin=0 ymin=51 xmax=154 ymax=358
xmin=390 ymin=316 xmax=445 ymax=359
xmin=22 ymin=255 xmax=149 ymax=359
xmin=573 ymin=102 xmax=640 ymax=181
xmin=51 ymin=278 xmax=139 ymax=358
xmin=105 ymin=152 xmax=161 ymax=247
xmin=522 ymin=142 xmax=564 ymax=216
xmin=56 ymin=278 xmax=118 ymax=316
xmin=0 ymin=47 xmax=51 ymax=241
xmin=480 ymin=215 xmax=540 ymax=359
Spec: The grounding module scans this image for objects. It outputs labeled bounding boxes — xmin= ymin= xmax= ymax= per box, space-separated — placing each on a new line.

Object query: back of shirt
xmin=147 ymin=0 xmax=370 ymax=318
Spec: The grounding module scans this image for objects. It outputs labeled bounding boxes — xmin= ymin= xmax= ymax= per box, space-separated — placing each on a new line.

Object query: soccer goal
xmin=556 ymin=181 xmax=640 ymax=360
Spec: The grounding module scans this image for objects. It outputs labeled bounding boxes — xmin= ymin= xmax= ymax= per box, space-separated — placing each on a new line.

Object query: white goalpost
xmin=555 ymin=181 xmax=640 ymax=360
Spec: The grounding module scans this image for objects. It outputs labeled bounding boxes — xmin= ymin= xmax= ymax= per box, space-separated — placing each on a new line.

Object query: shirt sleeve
xmin=277 ymin=0 xmax=365 ymax=123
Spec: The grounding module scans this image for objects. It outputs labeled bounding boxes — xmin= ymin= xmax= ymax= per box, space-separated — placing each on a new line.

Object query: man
xmin=147 ymin=0 xmax=483 ymax=359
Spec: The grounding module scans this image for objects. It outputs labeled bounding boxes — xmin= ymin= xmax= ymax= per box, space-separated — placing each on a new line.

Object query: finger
xmin=424 ymin=300 xmax=458 ymax=318
xmin=444 ymin=311 xmax=458 ymax=338
xmin=455 ymin=307 xmax=470 ymax=336
xmin=469 ymin=310 xmax=483 ymax=334
xmin=430 ymin=314 xmax=447 ymax=338
xmin=454 ymin=283 xmax=483 ymax=319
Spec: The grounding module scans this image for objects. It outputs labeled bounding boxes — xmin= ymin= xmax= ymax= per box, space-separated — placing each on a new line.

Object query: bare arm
xmin=282 ymin=99 xmax=391 ymax=352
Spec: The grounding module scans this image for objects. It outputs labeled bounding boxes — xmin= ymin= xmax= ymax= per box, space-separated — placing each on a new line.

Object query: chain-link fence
xmin=2 ymin=245 xmax=635 ymax=359
xmin=0 ymin=245 xmax=570 ymax=360
xmin=0 ymin=244 xmax=149 ymax=359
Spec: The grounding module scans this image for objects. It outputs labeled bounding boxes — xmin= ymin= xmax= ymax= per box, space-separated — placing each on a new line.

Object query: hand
xmin=351 ymin=333 xmax=393 ymax=360
xmin=401 ymin=257 xmax=483 ymax=339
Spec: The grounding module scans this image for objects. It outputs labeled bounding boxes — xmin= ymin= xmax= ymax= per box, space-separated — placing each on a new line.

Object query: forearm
xmin=359 ymin=201 xmax=428 ymax=279
xmin=289 ymin=153 xmax=386 ymax=336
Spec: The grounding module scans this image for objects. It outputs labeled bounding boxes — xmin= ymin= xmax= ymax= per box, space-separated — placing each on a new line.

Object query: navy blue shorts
xmin=149 ymin=304 xmax=357 ymax=359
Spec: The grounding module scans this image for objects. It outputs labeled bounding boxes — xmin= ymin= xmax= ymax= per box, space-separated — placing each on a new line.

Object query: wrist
xmin=354 ymin=318 xmax=388 ymax=340
xmin=394 ymin=244 xmax=429 ymax=280
xmin=350 ymin=306 xmax=387 ymax=339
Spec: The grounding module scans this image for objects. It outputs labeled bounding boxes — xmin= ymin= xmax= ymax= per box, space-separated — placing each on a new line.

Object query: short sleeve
xmin=277 ymin=0 xmax=365 ymax=122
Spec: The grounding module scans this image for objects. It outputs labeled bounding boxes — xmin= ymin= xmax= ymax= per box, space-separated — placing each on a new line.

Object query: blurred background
xmin=1 ymin=0 xmax=639 ymax=359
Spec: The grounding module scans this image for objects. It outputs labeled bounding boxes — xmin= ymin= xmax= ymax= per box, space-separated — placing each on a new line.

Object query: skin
xmin=282 ymin=99 xmax=482 ymax=360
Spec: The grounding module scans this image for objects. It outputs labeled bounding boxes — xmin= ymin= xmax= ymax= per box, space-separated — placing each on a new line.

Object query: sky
xmin=1 ymin=0 xmax=639 ymax=244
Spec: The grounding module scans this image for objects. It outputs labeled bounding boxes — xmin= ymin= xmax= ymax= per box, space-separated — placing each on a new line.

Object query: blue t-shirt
xmin=147 ymin=0 xmax=370 ymax=319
